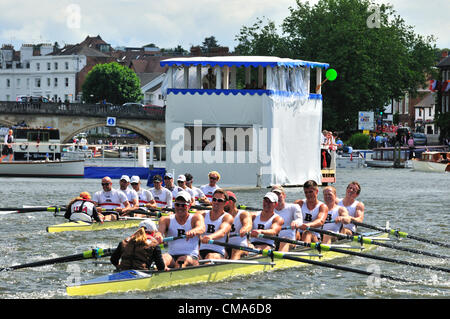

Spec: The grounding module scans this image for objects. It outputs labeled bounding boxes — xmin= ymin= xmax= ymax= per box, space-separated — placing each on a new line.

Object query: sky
xmin=0 ymin=0 xmax=448 ymax=52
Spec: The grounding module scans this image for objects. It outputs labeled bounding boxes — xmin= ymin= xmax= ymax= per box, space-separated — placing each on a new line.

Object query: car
xmin=412 ymin=132 xmax=427 ymax=146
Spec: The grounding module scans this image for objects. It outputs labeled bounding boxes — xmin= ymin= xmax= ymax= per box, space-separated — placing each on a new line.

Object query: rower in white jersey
xmin=224 ymin=191 xmax=253 ymax=260
xmin=92 ymin=176 xmax=131 ymax=220
xmin=130 ymin=175 xmax=156 ymax=217
xmin=271 ymin=185 xmax=303 ymax=252
xmin=158 ymin=191 xmax=205 ymax=268
xmin=250 ymin=192 xmax=284 ymax=250
xmin=164 ymin=173 xmax=184 ymax=200
xmin=150 ymin=175 xmax=173 ymax=208
xmin=199 ymin=189 xmax=234 ymax=260
xmin=322 ymin=186 xmax=351 ymax=244
xmin=118 ymin=175 xmax=139 ymax=210
xmin=294 ymin=180 xmax=328 ymax=243
xmin=200 ymin=171 xmax=221 ymax=202
xmin=337 ymin=181 xmax=365 ymax=236
xmin=176 ymin=175 xmax=195 ymax=205
xmin=185 ymin=173 xmax=209 ymax=206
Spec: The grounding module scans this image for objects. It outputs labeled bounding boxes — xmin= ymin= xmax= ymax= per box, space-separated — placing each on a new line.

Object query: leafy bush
xmin=346 ymin=133 xmax=370 ymax=149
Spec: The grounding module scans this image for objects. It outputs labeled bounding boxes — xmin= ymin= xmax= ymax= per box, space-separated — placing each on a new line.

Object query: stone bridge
xmin=0 ymin=102 xmax=165 ymax=143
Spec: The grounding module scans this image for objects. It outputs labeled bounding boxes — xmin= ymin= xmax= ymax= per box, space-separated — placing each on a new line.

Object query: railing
xmin=0 ymin=101 xmax=165 ymax=120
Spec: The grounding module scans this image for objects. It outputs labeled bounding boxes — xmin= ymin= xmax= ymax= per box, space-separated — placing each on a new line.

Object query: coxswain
xmin=150 ymin=175 xmax=173 ymax=209
xmin=250 ymin=192 xmax=284 ymax=250
xmin=92 ymin=176 xmax=131 ymax=220
xmin=338 ymin=181 xmax=365 ymax=236
xmin=224 ymin=191 xmax=252 ymax=260
xmin=294 ymin=180 xmax=328 ymax=243
xmin=321 ymin=186 xmax=351 ymax=244
xmin=65 ymin=192 xmax=104 ymax=223
xmin=200 ymin=171 xmax=221 ymax=202
xmin=271 ymin=185 xmax=302 ymax=252
xmin=199 ymin=189 xmax=234 ymax=260
xmin=158 ymin=191 xmax=205 ymax=268
xmin=110 ymin=219 xmax=167 ymax=271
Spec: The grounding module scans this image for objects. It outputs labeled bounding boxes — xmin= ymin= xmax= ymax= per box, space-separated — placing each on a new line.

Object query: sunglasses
xmin=174 ymin=202 xmax=188 ymax=207
xmin=131 ymin=183 xmax=138 ymax=186
xmin=209 ymin=176 xmax=218 ymax=180
xmin=212 ymin=197 xmax=226 ymax=203
xmin=101 ymin=183 xmax=111 ymax=186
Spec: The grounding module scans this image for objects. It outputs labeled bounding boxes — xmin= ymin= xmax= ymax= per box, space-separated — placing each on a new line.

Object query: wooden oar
xmin=0 ymin=206 xmax=66 ymax=215
xmin=353 ymin=221 xmax=450 ymax=248
xmin=207 ymin=239 xmax=411 ymax=283
xmin=0 ymin=248 xmax=113 ymax=272
xmin=308 ymin=227 xmax=450 ymax=259
xmin=259 ymin=234 xmax=450 ymax=273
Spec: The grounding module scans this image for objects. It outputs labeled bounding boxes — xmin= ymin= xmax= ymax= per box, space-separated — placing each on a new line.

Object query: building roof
xmin=137 ymin=72 xmax=164 ymax=87
xmin=50 ymin=35 xmax=111 ymax=57
xmin=414 ymin=93 xmax=436 ymax=107
xmin=160 ymin=56 xmax=330 ymax=69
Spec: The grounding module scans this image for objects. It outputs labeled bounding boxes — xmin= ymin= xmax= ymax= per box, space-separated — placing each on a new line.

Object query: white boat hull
xmin=336 ymin=155 xmax=365 ymax=169
xmin=0 ymin=160 xmax=84 ymax=177
xmin=365 ymin=159 xmax=412 ymax=168
xmin=412 ymin=160 xmax=449 ymax=173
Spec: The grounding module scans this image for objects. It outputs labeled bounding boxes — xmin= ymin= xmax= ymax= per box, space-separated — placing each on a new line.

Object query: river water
xmin=0 ymin=166 xmax=449 ymax=300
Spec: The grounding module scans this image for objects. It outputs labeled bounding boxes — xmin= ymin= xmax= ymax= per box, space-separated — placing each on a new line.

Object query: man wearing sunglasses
xmin=250 ymin=192 xmax=284 ymax=250
xmin=337 ymin=181 xmax=365 ymax=236
xmin=150 ymin=175 xmax=173 ymax=208
xmin=199 ymin=189 xmax=234 ymax=260
xmin=164 ymin=173 xmax=184 ymax=199
xmin=224 ymin=191 xmax=253 ymax=260
xmin=92 ymin=176 xmax=131 ymax=220
xmin=158 ymin=191 xmax=205 ymax=268
xmin=185 ymin=173 xmax=209 ymax=206
xmin=200 ymin=171 xmax=221 ymax=202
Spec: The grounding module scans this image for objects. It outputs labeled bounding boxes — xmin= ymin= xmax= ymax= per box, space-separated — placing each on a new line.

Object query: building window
xmin=36 ymin=63 xmax=40 ymax=71
xmin=54 ymin=78 xmax=58 ymax=87
xmin=54 ymin=62 xmax=58 ymax=70
xmin=65 ymin=62 xmax=69 ymax=70
xmin=65 ymin=78 xmax=69 ymax=87
xmin=35 ymin=78 xmax=41 ymax=88
xmin=47 ymin=78 xmax=51 ymax=87
xmin=47 ymin=62 xmax=51 ymax=70
xmin=26 ymin=78 xmax=30 ymax=89
xmin=6 ymin=79 xmax=10 ymax=88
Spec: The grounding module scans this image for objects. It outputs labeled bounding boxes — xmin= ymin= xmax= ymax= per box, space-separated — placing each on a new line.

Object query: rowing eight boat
xmin=66 ymin=230 xmax=387 ymax=296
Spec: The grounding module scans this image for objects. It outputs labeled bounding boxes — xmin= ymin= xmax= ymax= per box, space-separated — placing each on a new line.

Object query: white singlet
xmin=275 ymin=203 xmax=302 ymax=240
xmin=120 ymin=188 xmax=139 ymax=207
xmin=322 ymin=205 xmax=342 ymax=233
xmin=199 ymin=211 xmax=231 ymax=255
xmin=228 ymin=210 xmax=248 ymax=247
xmin=92 ymin=189 xmax=128 ymax=210
xmin=338 ymin=199 xmax=359 ymax=233
xmin=190 ymin=186 xmax=205 ymax=205
xmin=200 ymin=184 xmax=219 ymax=200
xmin=167 ymin=214 xmax=199 ymax=258
xmin=150 ymin=187 xmax=173 ymax=208
xmin=301 ymin=201 xmax=324 ymax=239
xmin=250 ymin=212 xmax=278 ymax=247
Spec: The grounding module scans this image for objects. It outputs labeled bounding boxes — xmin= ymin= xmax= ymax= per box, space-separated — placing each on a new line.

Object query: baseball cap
xmin=130 ymin=176 xmax=140 ymax=183
xmin=139 ymin=219 xmax=157 ymax=233
xmin=164 ymin=173 xmax=173 ymax=179
xmin=175 ymin=191 xmax=191 ymax=202
xmin=177 ymin=174 xmax=186 ymax=182
xmin=264 ymin=192 xmax=278 ymax=203
xmin=120 ymin=175 xmax=130 ymax=182
xmin=226 ymin=191 xmax=237 ymax=202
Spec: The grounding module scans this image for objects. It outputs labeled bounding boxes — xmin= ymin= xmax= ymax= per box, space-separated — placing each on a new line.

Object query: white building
xmin=0 ymin=44 xmax=86 ymax=102
xmin=414 ymin=92 xmax=436 ymax=134
xmin=160 ymin=56 xmax=330 ymax=187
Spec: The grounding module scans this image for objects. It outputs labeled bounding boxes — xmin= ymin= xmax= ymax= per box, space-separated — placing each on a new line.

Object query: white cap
xmin=175 ymin=191 xmax=191 ymax=202
xmin=264 ymin=192 xmax=278 ymax=203
xmin=120 ymin=175 xmax=130 ymax=182
xmin=139 ymin=219 xmax=157 ymax=233
xmin=177 ymin=174 xmax=186 ymax=182
xmin=130 ymin=175 xmax=140 ymax=183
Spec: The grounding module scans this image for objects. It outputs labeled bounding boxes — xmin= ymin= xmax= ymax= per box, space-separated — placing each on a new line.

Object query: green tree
xmin=234 ymin=0 xmax=436 ymax=133
xmin=201 ymin=36 xmax=219 ymax=53
xmin=82 ymin=62 xmax=143 ymax=105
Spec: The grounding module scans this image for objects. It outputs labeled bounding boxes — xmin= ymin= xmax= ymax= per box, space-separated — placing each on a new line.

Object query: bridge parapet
xmin=0 ymin=102 xmax=165 ymax=120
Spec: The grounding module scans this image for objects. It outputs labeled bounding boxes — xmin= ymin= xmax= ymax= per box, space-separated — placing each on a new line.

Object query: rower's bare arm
xmin=240 ymin=212 xmax=253 ymax=235
xmin=269 ymin=216 xmax=284 ymax=236
xmin=352 ymin=202 xmax=365 ymax=223
xmin=307 ymin=205 xmax=328 ymax=228
xmin=338 ymin=207 xmax=351 ymax=224
xmin=158 ymin=216 xmax=170 ymax=235
xmin=187 ymin=213 xmax=205 ymax=238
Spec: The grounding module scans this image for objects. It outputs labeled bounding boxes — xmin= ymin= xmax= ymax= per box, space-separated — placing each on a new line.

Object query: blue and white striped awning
xmin=160 ymin=56 xmax=329 ymax=69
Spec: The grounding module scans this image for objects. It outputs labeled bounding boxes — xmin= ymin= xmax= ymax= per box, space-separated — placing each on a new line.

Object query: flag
xmin=442 ymin=80 xmax=450 ymax=92
xmin=429 ymin=80 xmax=439 ymax=92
